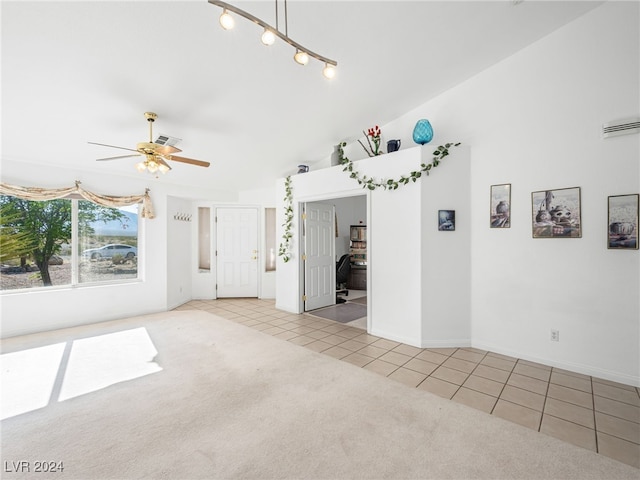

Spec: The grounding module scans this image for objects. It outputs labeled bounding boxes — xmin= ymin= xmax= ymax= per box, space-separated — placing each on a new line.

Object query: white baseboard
xmin=472 ymin=340 xmax=640 ymax=388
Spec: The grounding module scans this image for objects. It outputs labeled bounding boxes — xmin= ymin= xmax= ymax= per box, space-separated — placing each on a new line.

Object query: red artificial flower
xmin=367 ymin=126 xmax=381 ymax=138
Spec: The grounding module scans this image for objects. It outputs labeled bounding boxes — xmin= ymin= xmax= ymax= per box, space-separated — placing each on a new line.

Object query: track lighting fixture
xmin=209 ymin=0 xmax=337 ymax=78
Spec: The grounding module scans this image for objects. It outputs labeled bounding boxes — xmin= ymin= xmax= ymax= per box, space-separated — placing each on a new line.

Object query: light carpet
xmin=1 ymin=310 xmax=637 ymax=479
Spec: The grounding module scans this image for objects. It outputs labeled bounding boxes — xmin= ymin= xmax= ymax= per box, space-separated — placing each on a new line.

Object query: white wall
xmin=420 ymin=146 xmax=471 ymax=347
xmin=166 ymin=195 xmax=193 ymax=309
xmin=368 ymin=164 xmax=423 ymax=345
xmin=275 ymin=146 xmax=471 ymax=348
xmin=375 ymin=1 xmax=639 ymax=385
xmin=1 ymin=160 xmax=235 ymax=338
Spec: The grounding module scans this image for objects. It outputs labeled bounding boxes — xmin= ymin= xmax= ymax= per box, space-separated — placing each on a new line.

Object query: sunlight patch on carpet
xmin=1 ymin=327 xmax=163 ymax=419
xmin=59 ymin=327 xmax=162 ymax=401
xmin=1 ymin=343 xmax=66 ymax=420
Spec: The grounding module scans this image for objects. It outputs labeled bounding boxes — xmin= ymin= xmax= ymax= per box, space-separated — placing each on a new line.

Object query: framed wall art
xmin=608 ymin=194 xmax=638 ymax=249
xmin=438 ymin=210 xmax=455 ymax=231
xmin=490 ymin=184 xmax=511 ymax=228
xmin=531 ymin=187 xmax=581 ymax=238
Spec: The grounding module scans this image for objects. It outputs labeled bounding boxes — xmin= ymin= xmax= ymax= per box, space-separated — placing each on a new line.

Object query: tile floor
xmin=174 ymin=297 xmax=640 ymax=469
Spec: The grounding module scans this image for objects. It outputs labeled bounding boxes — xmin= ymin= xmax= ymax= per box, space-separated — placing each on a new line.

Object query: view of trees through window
xmin=0 ymin=196 xmax=139 ymax=291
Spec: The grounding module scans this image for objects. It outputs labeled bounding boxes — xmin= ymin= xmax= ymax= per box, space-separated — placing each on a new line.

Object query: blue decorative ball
xmin=413 ymin=119 xmax=434 ymax=145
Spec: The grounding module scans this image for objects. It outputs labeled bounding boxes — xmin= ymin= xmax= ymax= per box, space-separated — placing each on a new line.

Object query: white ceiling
xmin=1 ymin=0 xmax=603 ymax=193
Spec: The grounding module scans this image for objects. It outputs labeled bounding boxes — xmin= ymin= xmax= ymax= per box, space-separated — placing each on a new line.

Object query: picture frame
xmin=490 ymin=184 xmax=511 ymax=228
xmin=607 ymin=194 xmax=638 ymax=249
xmin=438 ymin=210 xmax=455 ymax=231
xmin=531 ymin=187 xmax=581 ymax=238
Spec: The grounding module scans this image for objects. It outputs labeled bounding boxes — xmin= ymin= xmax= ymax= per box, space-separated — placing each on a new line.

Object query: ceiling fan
xmin=89 ymin=112 xmax=210 ymax=174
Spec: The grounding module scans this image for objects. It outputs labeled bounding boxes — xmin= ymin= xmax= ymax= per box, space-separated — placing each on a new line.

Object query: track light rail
xmin=208 ymin=0 xmax=337 ymax=72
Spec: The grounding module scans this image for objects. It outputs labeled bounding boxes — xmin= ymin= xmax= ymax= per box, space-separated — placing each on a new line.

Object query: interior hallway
xmin=174 ymin=298 xmax=640 ymax=469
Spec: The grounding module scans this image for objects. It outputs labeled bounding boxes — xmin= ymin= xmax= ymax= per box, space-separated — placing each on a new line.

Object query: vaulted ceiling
xmin=1 ymin=1 xmax=603 ymax=193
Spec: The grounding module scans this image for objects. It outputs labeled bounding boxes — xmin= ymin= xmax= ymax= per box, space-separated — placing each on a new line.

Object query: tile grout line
xmin=591 ymin=375 xmax=600 ymax=454
xmin=489 ymin=358 xmax=518 ymax=416
xmin=454 ymin=350 xmax=490 ymax=401
xmin=410 ymin=348 xmax=460 ymax=392
xmin=537 ymin=367 xmax=553 ymax=433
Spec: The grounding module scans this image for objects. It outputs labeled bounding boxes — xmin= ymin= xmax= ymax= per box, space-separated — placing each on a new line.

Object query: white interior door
xmin=304 ymin=202 xmax=335 ymax=311
xmin=216 ymin=207 xmax=258 ymax=297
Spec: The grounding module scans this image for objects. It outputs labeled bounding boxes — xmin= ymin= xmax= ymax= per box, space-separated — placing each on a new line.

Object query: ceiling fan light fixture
xmin=158 ymin=163 xmax=171 ymax=174
xmin=261 ymin=28 xmax=276 ymax=46
xmin=135 ymin=162 xmax=147 ymax=173
xmin=219 ymin=9 xmax=235 ymax=30
xmin=294 ymin=50 xmax=309 ymax=66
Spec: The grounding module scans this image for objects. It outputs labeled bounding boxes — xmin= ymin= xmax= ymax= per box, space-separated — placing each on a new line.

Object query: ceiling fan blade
xmin=88 ymin=142 xmax=139 ymax=153
xmin=96 ymin=154 xmax=141 ymax=161
xmin=168 ymin=155 xmax=210 ymax=168
xmin=153 ymin=144 xmax=182 ymax=155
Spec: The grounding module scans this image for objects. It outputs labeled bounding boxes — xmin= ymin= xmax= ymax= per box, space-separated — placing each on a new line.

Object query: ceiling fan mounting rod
xmin=144 ymin=112 xmax=157 ymax=143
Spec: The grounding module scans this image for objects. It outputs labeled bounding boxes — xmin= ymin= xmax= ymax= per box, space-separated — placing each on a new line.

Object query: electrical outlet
xmin=550 ymin=329 xmax=560 ymax=342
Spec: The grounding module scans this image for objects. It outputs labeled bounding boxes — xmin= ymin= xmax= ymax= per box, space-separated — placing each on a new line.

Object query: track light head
xmin=294 ymin=50 xmax=309 ymax=66
xmin=261 ymin=28 xmax=276 ymax=46
xmin=219 ymin=9 xmax=234 ymax=29
xmin=322 ymin=63 xmax=336 ymax=79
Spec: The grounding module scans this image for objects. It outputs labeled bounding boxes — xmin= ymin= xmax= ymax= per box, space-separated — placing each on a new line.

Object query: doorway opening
xmin=302 ymin=195 xmax=368 ymax=330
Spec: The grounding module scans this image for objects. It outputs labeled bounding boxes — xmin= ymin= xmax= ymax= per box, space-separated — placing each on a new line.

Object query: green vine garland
xmin=278 ymin=175 xmax=293 ymax=262
xmin=339 ymin=141 xmax=461 ymax=190
xmin=277 ymin=142 xmax=460 ymax=261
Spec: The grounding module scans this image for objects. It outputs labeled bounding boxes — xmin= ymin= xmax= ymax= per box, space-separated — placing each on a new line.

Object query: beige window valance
xmin=0 ymin=180 xmax=155 ymax=219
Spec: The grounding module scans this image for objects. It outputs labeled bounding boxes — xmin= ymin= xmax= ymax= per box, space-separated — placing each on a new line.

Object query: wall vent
xmin=155 ymin=134 xmax=181 ymax=146
xmin=602 ymin=117 xmax=640 ymax=138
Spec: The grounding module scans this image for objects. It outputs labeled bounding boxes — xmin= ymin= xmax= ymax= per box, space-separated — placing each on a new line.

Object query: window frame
xmin=0 ymin=197 xmax=142 ymax=293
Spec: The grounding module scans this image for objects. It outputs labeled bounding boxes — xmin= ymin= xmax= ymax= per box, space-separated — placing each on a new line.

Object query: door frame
xmin=302 ymin=202 xmax=336 ymax=312
xmin=295 ymin=192 xmax=370 ymax=330
xmin=191 ymin=203 xmax=264 ymax=300
xmin=215 ymin=206 xmax=260 ymax=298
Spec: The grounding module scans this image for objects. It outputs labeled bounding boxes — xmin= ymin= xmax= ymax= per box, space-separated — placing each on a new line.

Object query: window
xmin=78 ymin=200 xmax=138 ymax=284
xmin=197 ymin=207 xmax=211 ymax=272
xmin=265 ymin=208 xmax=276 ymax=271
xmin=0 ymin=196 xmax=139 ymax=291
